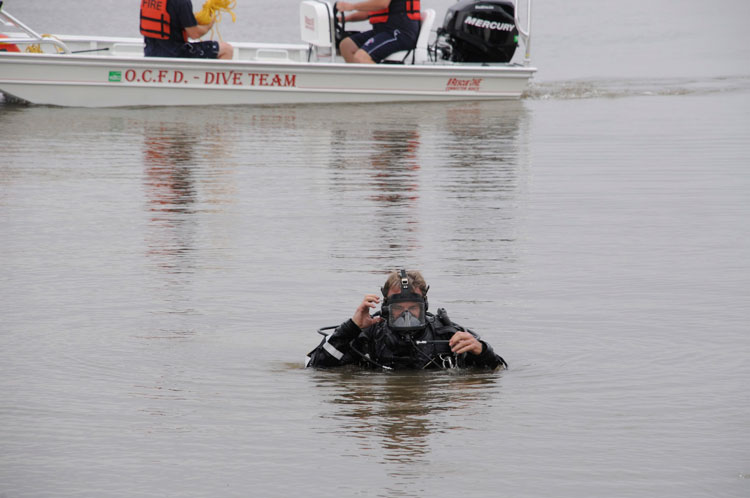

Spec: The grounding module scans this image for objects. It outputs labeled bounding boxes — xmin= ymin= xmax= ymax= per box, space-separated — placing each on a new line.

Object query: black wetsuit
xmin=306 ymin=309 xmax=507 ymax=370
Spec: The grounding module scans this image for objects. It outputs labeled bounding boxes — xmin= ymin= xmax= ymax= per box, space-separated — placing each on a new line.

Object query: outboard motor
xmin=434 ymin=0 xmax=519 ymax=63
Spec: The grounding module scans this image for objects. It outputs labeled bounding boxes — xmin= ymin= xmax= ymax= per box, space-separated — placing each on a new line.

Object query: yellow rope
xmin=25 ymin=34 xmax=64 ymax=54
xmin=194 ymin=0 xmax=237 ymax=40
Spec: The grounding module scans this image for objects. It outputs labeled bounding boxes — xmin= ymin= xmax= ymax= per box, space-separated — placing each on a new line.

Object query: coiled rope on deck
xmin=25 ymin=34 xmax=65 ymax=54
xmin=194 ymin=0 xmax=237 ymax=41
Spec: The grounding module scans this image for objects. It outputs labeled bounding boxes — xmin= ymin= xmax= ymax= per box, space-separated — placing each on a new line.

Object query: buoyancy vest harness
xmin=140 ymin=0 xmax=185 ymax=41
xmin=369 ymin=0 xmax=421 ymax=24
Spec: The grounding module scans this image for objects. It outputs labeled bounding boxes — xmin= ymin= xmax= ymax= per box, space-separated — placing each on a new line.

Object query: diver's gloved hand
xmin=449 ymin=331 xmax=484 ymax=355
xmin=352 ymin=294 xmax=384 ymax=329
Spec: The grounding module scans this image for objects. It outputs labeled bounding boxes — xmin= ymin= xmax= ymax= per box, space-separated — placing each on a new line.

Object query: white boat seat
xmin=382 ymin=8 xmax=435 ymax=64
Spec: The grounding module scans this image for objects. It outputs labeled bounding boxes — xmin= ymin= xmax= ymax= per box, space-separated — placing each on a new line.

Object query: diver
xmin=305 ymin=270 xmax=507 ymax=370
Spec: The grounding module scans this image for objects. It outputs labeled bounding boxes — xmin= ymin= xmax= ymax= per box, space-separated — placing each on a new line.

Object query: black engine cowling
xmin=438 ymin=0 xmax=519 ymax=63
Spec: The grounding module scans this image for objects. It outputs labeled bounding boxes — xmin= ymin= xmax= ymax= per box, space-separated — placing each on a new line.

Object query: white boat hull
xmin=0 ymin=50 xmax=534 ymax=108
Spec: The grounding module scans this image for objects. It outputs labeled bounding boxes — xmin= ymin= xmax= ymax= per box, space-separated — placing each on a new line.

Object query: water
xmin=2 ymin=1 xmax=749 ymax=497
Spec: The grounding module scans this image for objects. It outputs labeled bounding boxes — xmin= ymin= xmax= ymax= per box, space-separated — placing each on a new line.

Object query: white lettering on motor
xmin=463 ymin=16 xmax=515 ymax=32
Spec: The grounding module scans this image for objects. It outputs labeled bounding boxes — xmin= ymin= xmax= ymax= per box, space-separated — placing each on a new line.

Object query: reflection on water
xmin=309 ymin=369 xmax=500 ymax=469
xmin=368 ymin=130 xmax=422 ymax=254
xmin=140 ymin=114 xmax=240 ymax=276
xmin=430 ymin=101 xmax=527 ymax=277
xmin=368 ymin=130 xmax=421 ymax=202
xmin=320 ymin=101 xmax=528 ymax=274
xmin=329 ymin=124 xmax=423 ymax=256
xmin=138 ymin=115 xmax=241 ymax=344
xmin=144 ymin=130 xmax=197 ymax=211
xmin=139 ymin=125 xmax=202 ymax=350
xmin=442 ymin=101 xmax=522 ymax=163
xmin=143 ymin=126 xmax=199 ymax=274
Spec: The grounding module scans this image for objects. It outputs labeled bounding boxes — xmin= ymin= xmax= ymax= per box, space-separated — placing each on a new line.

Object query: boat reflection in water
xmin=143 ymin=125 xmax=199 ymax=275
xmin=321 ymin=99 xmax=528 ymax=274
xmin=327 ymin=120 xmax=423 ymax=259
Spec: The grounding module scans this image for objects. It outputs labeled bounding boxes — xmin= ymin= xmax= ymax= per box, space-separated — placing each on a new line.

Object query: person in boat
xmin=306 ymin=270 xmax=507 ymax=370
xmin=335 ymin=0 xmax=421 ymax=64
xmin=140 ymin=0 xmax=233 ymax=59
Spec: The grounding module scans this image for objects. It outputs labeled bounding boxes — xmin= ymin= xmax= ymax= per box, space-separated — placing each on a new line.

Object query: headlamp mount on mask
xmin=381 ymin=269 xmax=428 ymax=335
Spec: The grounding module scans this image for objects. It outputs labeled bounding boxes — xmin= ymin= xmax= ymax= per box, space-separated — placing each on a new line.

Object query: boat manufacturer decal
xmin=304 ymin=15 xmax=315 ymax=31
xmin=446 ymin=77 xmax=483 ymax=92
xmin=463 ymin=16 xmax=515 ymax=32
xmin=116 ymin=69 xmax=297 ymax=88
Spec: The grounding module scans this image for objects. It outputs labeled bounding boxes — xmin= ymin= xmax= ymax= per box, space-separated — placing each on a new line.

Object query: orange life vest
xmin=369 ymin=0 xmax=421 ymax=24
xmin=0 ymin=34 xmax=21 ymax=52
xmin=140 ymin=0 xmax=175 ymax=40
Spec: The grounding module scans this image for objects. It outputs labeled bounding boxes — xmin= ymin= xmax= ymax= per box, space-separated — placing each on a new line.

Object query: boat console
xmin=299 ymin=0 xmax=335 ymax=54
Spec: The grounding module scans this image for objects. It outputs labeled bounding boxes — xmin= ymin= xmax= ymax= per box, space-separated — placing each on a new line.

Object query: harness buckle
xmin=439 ymin=353 xmax=456 ymax=369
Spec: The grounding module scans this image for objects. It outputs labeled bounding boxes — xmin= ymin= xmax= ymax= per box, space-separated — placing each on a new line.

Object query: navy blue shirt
xmin=144 ymin=0 xmax=198 ymax=57
xmin=373 ymin=0 xmax=420 ymax=40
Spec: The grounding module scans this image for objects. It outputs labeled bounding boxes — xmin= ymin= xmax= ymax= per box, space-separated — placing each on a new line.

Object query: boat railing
xmin=515 ymin=0 xmax=533 ymax=66
xmin=0 ymin=1 xmax=71 ymax=53
xmin=110 ymin=43 xmax=144 ymax=58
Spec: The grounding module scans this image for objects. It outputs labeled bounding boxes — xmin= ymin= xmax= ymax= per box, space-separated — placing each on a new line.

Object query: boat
xmin=0 ymin=0 xmax=535 ymax=108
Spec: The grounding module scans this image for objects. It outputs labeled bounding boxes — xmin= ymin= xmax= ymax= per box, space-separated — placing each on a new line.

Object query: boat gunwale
xmin=0 ymin=51 xmax=537 ymax=77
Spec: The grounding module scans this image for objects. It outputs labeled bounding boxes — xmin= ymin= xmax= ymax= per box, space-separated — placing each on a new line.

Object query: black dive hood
xmin=382 ymin=270 xmax=427 ymax=335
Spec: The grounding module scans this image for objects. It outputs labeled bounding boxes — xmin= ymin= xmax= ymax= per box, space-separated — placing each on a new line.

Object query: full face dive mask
xmin=382 ymin=270 xmax=427 ymax=335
